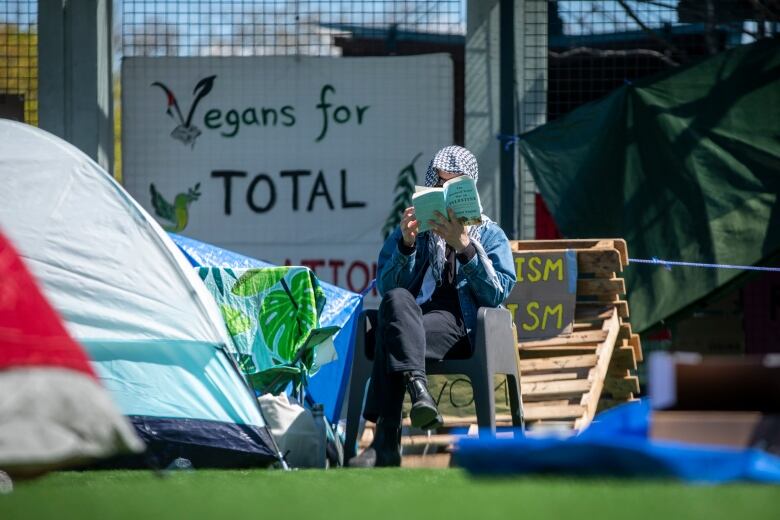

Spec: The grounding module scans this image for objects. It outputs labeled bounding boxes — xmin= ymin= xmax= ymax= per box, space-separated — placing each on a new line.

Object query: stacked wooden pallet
xmin=511 ymin=239 xmax=643 ymax=432
xmin=357 ymin=416 xmax=509 ymax=468
xmin=355 ymin=418 xmax=459 ymax=468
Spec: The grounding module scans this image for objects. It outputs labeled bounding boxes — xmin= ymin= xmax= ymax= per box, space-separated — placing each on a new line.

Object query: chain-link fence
xmin=114 ymin=0 xmax=466 ymax=183
xmin=120 ymin=0 xmax=465 ymax=57
xmin=118 ymin=0 xmax=466 ymax=149
xmin=537 ymin=1 xmax=777 ymax=362
xmin=0 ymin=0 xmax=36 ymax=124
xmin=547 ymin=1 xmax=771 ymax=122
xmin=1 ymin=0 xmax=776 ymax=191
xmin=3 ymin=1 xmax=776 ymax=134
xmin=529 ymin=1 xmax=777 ymax=239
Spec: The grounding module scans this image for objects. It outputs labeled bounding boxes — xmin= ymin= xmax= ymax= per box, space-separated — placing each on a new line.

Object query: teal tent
xmin=0 ymin=121 xmax=280 ymax=468
xmin=518 ymin=39 xmax=780 ymax=332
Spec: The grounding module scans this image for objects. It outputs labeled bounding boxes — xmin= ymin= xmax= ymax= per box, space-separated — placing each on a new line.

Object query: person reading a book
xmin=348 ymin=145 xmax=516 ymax=468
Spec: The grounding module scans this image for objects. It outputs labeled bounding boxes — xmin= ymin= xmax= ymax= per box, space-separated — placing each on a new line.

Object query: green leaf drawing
xmin=198 ymin=267 xmax=209 ymax=281
xmin=313 ymin=281 xmax=326 ymax=316
xmin=382 ymin=152 xmax=422 ymax=239
xmin=220 ymin=304 xmax=251 ymax=336
xmin=232 ymin=267 xmax=289 ymax=297
xmin=258 ymin=269 xmax=318 ymax=362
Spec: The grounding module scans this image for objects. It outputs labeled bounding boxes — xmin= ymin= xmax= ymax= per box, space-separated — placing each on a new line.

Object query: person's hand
xmin=400 ymin=206 xmax=419 ymax=247
xmin=429 ymin=208 xmax=470 ymax=252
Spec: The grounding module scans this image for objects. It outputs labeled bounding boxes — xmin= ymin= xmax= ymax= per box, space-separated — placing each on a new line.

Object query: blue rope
xmin=629 ymin=257 xmax=780 ymax=273
xmin=360 ymin=278 xmax=376 ymax=297
xmin=496 ymin=133 xmax=520 ymax=151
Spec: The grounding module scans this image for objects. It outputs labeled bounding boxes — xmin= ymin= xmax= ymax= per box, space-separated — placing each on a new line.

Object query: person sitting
xmin=348 ymin=145 xmax=516 ymax=468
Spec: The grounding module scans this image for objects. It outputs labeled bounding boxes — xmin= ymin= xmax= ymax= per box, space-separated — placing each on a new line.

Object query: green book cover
xmin=412 ymin=176 xmax=482 ymax=232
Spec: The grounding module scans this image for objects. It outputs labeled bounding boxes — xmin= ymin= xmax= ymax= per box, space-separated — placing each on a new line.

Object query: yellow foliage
xmin=114 ymin=78 xmax=122 ymax=182
xmin=0 ymin=23 xmax=38 ymax=125
xmin=0 ymin=24 xmax=121 ymax=182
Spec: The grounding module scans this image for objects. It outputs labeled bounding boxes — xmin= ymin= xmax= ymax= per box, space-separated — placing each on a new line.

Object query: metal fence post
xmin=499 ymin=0 xmax=516 ymax=238
xmin=515 ymin=0 xmax=547 ymax=240
xmin=38 ymin=0 xmax=113 ymax=173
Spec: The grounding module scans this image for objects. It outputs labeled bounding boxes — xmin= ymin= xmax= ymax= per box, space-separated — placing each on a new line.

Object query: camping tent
xmin=0 ymin=120 xmax=280 ymax=468
xmin=0 ymin=231 xmax=144 ymax=477
xmin=171 ymin=233 xmax=363 ymax=422
xmin=517 ymin=39 xmax=780 ymax=332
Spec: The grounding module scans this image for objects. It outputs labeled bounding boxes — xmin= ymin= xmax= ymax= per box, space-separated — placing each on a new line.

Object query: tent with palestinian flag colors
xmin=0 ymin=231 xmax=144 ymax=477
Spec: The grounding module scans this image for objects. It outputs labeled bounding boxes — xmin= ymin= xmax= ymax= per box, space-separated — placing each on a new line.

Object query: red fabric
xmin=646 ymin=327 xmax=673 ymax=341
xmin=0 ymin=231 xmax=96 ymax=377
xmin=535 ymin=194 xmax=563 ymax=240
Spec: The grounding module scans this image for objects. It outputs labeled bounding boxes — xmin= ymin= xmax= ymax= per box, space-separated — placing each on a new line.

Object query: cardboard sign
xmin=505 ymin=250 xmax=577 ymax=340
xmin=121 ymin=56 xmax=453 ymax=302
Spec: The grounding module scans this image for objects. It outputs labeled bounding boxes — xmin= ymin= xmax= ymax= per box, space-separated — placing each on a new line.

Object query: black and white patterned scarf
xmin=423 ymin=146 xmax=486 ymax=285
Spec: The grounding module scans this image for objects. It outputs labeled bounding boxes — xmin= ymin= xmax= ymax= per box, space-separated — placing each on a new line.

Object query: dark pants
xmin=368 ymin=288 xmax=470 ymax=424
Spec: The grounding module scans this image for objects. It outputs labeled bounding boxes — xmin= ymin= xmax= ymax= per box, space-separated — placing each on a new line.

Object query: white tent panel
xmin=0 ymin=121 xmax=229 ymax=346
xmin=0 ymin=368 xmax=146 ymax=473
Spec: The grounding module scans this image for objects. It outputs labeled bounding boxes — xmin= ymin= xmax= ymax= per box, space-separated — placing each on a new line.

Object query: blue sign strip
xmin=565 ymin=249 xmax=578 ymax=293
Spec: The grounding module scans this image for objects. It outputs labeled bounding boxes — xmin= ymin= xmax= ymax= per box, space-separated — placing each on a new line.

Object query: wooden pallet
xmin=357 ymin=419 xmax=516 ymax=468
xmin=511 ymin=239 xmax=643 ymax=431
xmin=356 ymin=420 xmax=460 ymax=468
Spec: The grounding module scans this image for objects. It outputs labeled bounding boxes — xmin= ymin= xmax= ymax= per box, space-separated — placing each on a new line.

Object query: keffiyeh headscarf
xmin=424 ymin=146 xmax=486 ymax=285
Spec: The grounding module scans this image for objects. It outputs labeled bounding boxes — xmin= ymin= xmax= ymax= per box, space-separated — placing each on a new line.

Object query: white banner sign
xmin=122 ymin=56 xmax=453 ymax=299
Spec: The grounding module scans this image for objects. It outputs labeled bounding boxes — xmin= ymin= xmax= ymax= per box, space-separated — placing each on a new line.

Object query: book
xmin=412 ymin=175 xmax=482 ymax=233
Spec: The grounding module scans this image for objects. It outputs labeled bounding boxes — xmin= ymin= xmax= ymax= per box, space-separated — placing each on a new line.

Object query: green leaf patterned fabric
xmin=220 ymin=304 xmax=251 ymax=336
xmin=259 ymin=270 xmax=318 ymax=362
xmin=236 ymin=353 xmax=257 ymax=373
xmin=231 ymin=268 xmax=288 ymax=297
xmin=196 ymin=266 xmax=327 ymax=394
xmin=247 ymin=365 xmax=303 ymax=396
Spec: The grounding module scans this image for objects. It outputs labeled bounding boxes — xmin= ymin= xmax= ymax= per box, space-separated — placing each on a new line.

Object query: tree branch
xmin=616 ymin=0 xmax=684 ymax=60
xmin=549 ymin=46 xmax=679 ymax=67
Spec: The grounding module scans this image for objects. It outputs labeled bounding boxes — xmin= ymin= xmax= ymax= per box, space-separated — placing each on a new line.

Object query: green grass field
xmin=2 ymin=468 xmax=779 ymax=519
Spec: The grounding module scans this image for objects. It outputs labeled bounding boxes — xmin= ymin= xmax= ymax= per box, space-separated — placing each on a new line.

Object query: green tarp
xmin=518 ymin=39 xmax=780 ymax=332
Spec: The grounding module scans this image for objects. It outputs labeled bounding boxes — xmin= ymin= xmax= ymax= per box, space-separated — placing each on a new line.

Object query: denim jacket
xmin=376 ymin=218 xmax=517 ymax=344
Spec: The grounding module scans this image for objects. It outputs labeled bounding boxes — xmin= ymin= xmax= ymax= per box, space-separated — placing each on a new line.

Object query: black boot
xmin=347 ymin=419 xmax=401 ymax=468
xmin=405 ymin=373 xmax=443 ymax=430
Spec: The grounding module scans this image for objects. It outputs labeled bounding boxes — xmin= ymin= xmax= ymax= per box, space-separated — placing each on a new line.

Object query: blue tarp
xmin=455 ymin=400 xmax=780 ymax=483
xmin=170 ymin=233 xmax=363 ymax=423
